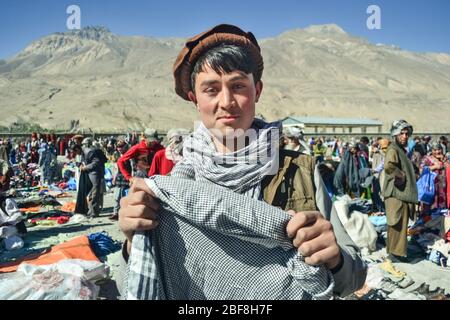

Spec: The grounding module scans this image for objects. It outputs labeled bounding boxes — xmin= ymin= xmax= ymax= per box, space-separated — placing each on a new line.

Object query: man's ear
xmin=255 ymin=80 xmax=263 ymax=103
xmin=187 ymin=91 xmax=199 ymax=110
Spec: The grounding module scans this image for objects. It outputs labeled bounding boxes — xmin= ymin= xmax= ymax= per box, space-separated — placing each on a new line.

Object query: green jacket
xmin=262 ymin=149 xmax=317 ymax=212
xmin=382 ymin=141 xmax=418 ymax=204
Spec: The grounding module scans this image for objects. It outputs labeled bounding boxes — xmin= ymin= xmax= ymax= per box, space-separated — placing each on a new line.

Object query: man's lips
xmin=217 ymin=115 xmax=240 ymax=120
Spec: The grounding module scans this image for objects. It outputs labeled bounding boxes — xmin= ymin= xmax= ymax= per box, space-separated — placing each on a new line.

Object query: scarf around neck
xmin=182 ymin=118 xmax=282 ymax=194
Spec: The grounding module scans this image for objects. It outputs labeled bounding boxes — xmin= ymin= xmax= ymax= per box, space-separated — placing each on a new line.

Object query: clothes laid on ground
xmin=124 ymin=175 xmax=335 ymax=300
xmin=0 ymin=235 xmax=99 ymax=273
xmin=369 ymin=215 xmax=388 ymax=233
xmin=333 ymin=197 xmax=377 ymax=252
xmin=0 ymin=197 xmax=27 ymax=250
xmin=87 ymin=232 xmax=122 ymax=258
xmin=14 ymin=194 xmax=61 ymax=208
xmin=378 ymin=259 xmax=406 ymax=278
xmin=348 ymin=199 xmax=373 ymax=215
xmin=61 ymin=201 xmax=76 ymax=213
xmin=0 ymin=259 xmax=108 ymax=300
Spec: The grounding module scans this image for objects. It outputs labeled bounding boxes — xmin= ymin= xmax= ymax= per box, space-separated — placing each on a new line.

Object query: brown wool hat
xmin=173 ymin=24 xmax=264 ymax=101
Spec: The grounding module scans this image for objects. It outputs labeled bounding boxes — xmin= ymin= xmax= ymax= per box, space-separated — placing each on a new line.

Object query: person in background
xmin=313 ymin=139 xmax=327 ymax=164
xmin=439 ymin=136 xmax=448 ymax=155
xmin=110 ymin=140 xmax=130 ymax=221
xmin=38 ymin=142 xmax=57 ymax=186
xmin=0 ymin=140 xmax=8 ymax=162
xmin=284 ymin=126 xmax=311 ymax=155
xmin=149 ymin=129 xmax=189 ymax=176
xmin=0 ymin=158 xmax=12 ymax=193
xmin=80 ymin=138 xmax=108 ymax=218
xmin=117 ymin=129 xmax=164 ymax=183
xmin=383 ymin=120 xmax=418 ymax=262
xmin=358 ymin=136 xmax=370 ymax=160
xmin=371 ymin=138 xmax=390 ymax=213
xmin=419 ymin=143 xmax=449 ymax=212
xmin=333 ymin=142 xmax=366 ymax=198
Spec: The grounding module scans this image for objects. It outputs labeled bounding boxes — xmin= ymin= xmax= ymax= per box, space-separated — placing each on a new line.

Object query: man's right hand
xmin=119 ymin=178 xmax=160 ymax=255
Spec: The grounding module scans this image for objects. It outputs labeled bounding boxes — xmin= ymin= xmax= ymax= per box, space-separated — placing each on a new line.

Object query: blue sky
xmin=1 ymin=0 xmax=449 ymax=59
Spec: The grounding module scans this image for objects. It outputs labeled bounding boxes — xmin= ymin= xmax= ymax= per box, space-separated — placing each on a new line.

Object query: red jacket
xmin=117 ymin=140 xmax=164 ymax=180
xmin=148 ymin=149 xmax=175 ymax=176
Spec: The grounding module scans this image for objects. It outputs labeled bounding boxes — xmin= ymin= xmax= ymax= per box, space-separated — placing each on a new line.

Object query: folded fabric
xmin=19 ymin=206 xmax=41 ymax=213
xmin=61 ymin=201 xmax=76 ymax=213
xmin=30 ymin=216 xmax=70 ymax=225
xmin=125 ymin=175 xmax=334 ymax=300
xmin=368 ymin=215 xmax=387 ymax=226
xmin=4 ymin=235 xmax=24 ymax=251
xmin=0 ymin=235 xmax=99 ymax=273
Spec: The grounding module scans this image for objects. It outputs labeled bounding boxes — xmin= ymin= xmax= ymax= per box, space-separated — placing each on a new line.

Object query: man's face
xmin=396 ymin=129 xmax=410 ymax=147
xmin=189 ymin=65 xmax=262 ymax=138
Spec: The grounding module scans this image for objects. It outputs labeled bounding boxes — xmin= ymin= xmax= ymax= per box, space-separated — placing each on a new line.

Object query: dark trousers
xmin=87 ymin=173 xmax=103 ymax=217
xmin=372 ymin=177 xmax=385 ymax=212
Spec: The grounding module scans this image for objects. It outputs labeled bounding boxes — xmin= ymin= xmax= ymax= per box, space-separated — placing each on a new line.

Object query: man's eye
xmin=204 ymin=88 xmax=217 ymax=94
xmin=234 ymin=84 xmax=245 ymax=89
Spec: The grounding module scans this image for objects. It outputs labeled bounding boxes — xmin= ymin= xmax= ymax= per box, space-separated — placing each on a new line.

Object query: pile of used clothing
xmin=0 ymin=233 xmax=120 ymax=300
xmin=333 ymin=195 xmax=379 ymax=254
xmin=0 ymin=196 xmax=27 ymax=251
xmin=9 ymin=163 xmax=40 ymax=189
xmin=341 ymin=261 xmax=449 ymax=300
xmin=408 ymin=209 xmax=450 ymax=267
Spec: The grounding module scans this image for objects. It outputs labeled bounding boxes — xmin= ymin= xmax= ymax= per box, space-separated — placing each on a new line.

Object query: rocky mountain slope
xmin=1 ymin=25 xmax=449 ymax=132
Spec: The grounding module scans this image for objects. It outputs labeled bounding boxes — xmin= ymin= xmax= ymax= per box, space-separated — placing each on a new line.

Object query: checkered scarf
xmin=182 ymin=119 xmax=281 ymax=194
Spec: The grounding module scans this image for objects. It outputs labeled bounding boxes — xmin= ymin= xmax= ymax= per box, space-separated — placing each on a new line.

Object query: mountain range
xmin=1 ymin=24 xmax=449 ymax=133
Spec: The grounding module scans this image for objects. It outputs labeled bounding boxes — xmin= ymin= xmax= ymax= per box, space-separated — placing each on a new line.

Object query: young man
xmin=383 ymin=120 xmax=418 ymax=262
xmin=118 ymin=24 xmax=366 ymax=299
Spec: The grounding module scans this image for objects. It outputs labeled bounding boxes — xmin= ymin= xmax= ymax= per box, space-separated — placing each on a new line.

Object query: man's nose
xmin=218 ymin=87 xmax=234 ymax=110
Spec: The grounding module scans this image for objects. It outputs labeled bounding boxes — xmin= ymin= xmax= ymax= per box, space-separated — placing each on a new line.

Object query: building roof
xmin=282 ymin=116 xmax=382 ymax=126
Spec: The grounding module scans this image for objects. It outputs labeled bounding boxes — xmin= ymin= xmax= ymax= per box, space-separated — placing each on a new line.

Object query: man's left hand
xmin=286 ymin=211 xmax=341 ymax=269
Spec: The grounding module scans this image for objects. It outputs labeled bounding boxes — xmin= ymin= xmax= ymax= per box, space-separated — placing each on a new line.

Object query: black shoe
xmin=388 ymin=254 xmax=410 ymax=263
xmin=109 ymin=214 xmax=119 ymax=221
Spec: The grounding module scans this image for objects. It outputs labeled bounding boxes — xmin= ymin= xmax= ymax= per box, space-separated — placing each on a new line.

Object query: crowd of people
xmin=0 ymin=128 xmax=190 ymax=220
xmin=281 ymin=125 xmax=450 ymax=263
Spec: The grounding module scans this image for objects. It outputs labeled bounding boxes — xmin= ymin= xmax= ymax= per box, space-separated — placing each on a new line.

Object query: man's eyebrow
xmin=199 ymin=80 xmax=220 ymax=87
xmin=228 ymin=74 xmax=249 ymax=82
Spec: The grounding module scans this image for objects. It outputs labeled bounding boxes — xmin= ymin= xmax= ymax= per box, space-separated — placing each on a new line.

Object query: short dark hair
xmin=190 ymin=44 xmax=259 ymax=92
xmin=360 ymin=136 xmax=369 ymax=144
